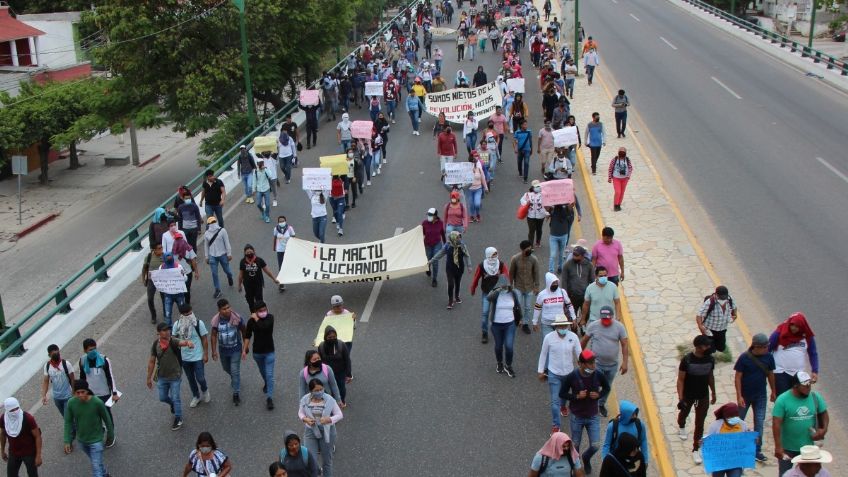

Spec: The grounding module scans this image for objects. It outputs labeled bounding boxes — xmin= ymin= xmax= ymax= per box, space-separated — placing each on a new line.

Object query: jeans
xmin=585 ymin=65 xmax=596 ymax=84
xmin=276 ymin=251 xmax=285 ymax=270
xmin=517 ymin=149 xmax=531 ymax=180
xmin=369 ymin=109 xmax=379 ymax=122
xmin=445 ymin=224 xmax=464 ymax=235
xmin=312 ymin=215 xmax=327 ymax=243
xmin=517 ymin=290 xmax=534 ymax=325
xmin=241 ymin=172 xmax=253 ymax=197
xmin=778 ymin=449 xmax=800 ymax=476
xmin=548 ymin=234 xmax=569 ymax=273
xmin=53 ymin=397 xmax=69 ymax=416
xmin=253 ymin=351 xmax=276 ymax=398
xmin=386 ymin=100 xmax=396 ymax=120
xmin=6 ymin=453 xmax=38 ymax=477
xmin=487 ymin=149 xmax=498 ymax=180
xmin=182 ymin=360 xmax=208 ymax=398
xmin=491 ymin=322 xmax=516 ymax=365
xmin=467 ymin=44 xmax=475 ymax=60
xmin=548 ymin=373 xmax=568 ymax=427
xmin=363 ymin=154 xmax=373 ymax=181
xmin=146 ymin=280 xmax=164 ymax=321
xmin=465 ymin=131 xmax=477 ymax=152
xmin=329 ymin=197 xmax=346 ymax=228
xmin=570 ymin=414 xmax=601 ymax=464
xmin=408 ymin=111 xmax=420 ymax=132
xmin=435 ymin=59 xmax=442 ymax=73
xmin=281 ymin=155 xmax=293 ymax=181
xmin=162 ymin=293 xmax=185 ymax=326
xmin=565 ymin=78 xmax=575 ymax=97
xmin=615 ymin=111 xmax=628 ymax=136
xmin=256 ymin=190 xmax=271 ymax=218
xmin=612 ymin=177 xmax=629 ymax=206
xmin=80 ymin=441 xmax=107 ymax=477
xmin=157 ymin=377 xmax=182 ymax=418
xmin=372 ymin=149 xmax=382 ymax=176
xmin=597 ymin=362 xmax=618 ymax=407
xmin=465 ymin=187 xmax=483 ymax=217
xmin=208 ymin=254 xmax=233 ymax=292
xmin=425 ymin=243 xmax=442 ymax=280
xmin=740 ymin=393 xmax=767 ymax=455
xmin=219 ymin=350 xmax=242 ymax=393
xmin=481 ymin=294 xmax=491 ymax=333
xmin=677 ymin=395 xmax=709 ymax=451
xmin=304 ymin=426 xmax=336 ymax=477
xmin=340 ymin=139 xmax=351 ymax=153
xmin=439 ymin=155 xmax=455 ymax=172
xmin=204 ymin=204 xmax=224 ymax=227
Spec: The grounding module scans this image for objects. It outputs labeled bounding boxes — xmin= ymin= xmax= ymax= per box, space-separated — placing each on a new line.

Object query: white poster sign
xmin=302 ymin=168 xmax=332 ymax=191
xmin=443 ymin=162 xmax=474 ymax=185
xmin=425 ymin=81 xmax=503 ymax=123
xmin=553 ymin=126 xmax=578 ymax=147
xmin=365 ymin=81 xmax=383 ymax=97
xmin=506 ymin=78 xmax=525 ymax=93
xmin=278 ymin=227 xmax=429 ymax=284
xmin=149 ymin=268 xmax=187 ymax=294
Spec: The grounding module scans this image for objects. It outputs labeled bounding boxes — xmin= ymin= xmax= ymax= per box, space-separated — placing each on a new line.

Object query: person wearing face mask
xmin=677 ymin=335 xmax=717 ymax=465
xmin=278 ymin=430 xmax=319 ymax=477
xmin=182 ymin=431 xmax=232 ymax=477
xmin=1 ymin=396 xmax=42 ymax=477
xmin=200 ymin=170 xmax=226 ymax=227
xmin=528 ymin=431 xmax=586 ymax=477
xmin=483 ymin=121 xmax=499 ymax=181
xmin=243 ymin=301 xmax=277 ymax=410
xmin=533 ymin=272 xmax=577 ymax=342
xmin=436 ymin=125 xmax=458 ymax=173
xmin=273 ymin=216 xmax=295 ymax=292
xmin=147 ymin=323 xmax=194 ymax=430
xmin=537 ymin=120 xmax=556 ymax=175
xmin=598 ymin=433 xmax=647 ymax=477
xmin=546 ymin=201 xmax=581 ymax=274
xmin=471 ymin=247 xmax=510 ymax=344
xmin=581 ymin=307 xmax=628 ymax=417
xmin=204 ymin=216 xmax=233 ymax=300
xmin=773 ymin=371 xmax=829 ymax=475
xmin=521 ymin=180 xmax=548 ymax=248
xmin=336 ymin=113 xmax=353 ymax=152
xmin=77 ymin=338 xmax=118 ymax=444
xmin=538 ymin=315 xmax=582 ymax=434
xmin=176 ymin=189 xmax=201 ymax=250
xmin=253 ymin=160 xmax=273 ymax=223
xmin=509 ymin=240 xmax=541 ymax=334
xmin=559 ymin=350 xmax=610 ymax=474
xmin=237 ymin=145 xmax=257 ymax=204
xmin=318 ymin=327 xmax=352 ymax=408
xmin=443 ymin=190 xmax=468 ymax=235
xmin=769 ymin=312 xmax=819 ymax=396
xmin=696 ymin=286 xmax=738 ymax=354
xmin=422 ymin=208 xmax=446 ymax=287
xmin=428 ymin=230 xmax=472 ymax=310
xmin=210 ymin=299 xmax=246 ymax=406
xmin=562 ymin=246 xmax=593 ymax=323
xmin=173 ymin=304 xmax=210 ymax=409
xmin=41 ymin=344 xmax=76 ymax=420
xmin=601 ymin=400 xmax=650 ymax=469
xmin=486 ymin=276 xmax=521 ymax=377
xmin=701 ymin=403 xmax=749 ymax=477
xmin=299 ymin=351 xmax=341 ymax=403
xmin=278 ymin=131 xmax=297 ymax=186
xmin=585 ymin=112 xmax=605 ymax=175
xmin=259 ymin=151 xmax=280 ymax=205
xmin=464 ymin=151 xmax=488 ymax=222
xmin=463 ymin=111 xmax=479 ymax=153
xmin=513 ymin=120 xmax=533 ymax=183
xmin=237 ymin=244 xmax=280 ymax=312
xmin=157 ymin=251 xmax=188 ymax=326
xmin=299 ymin=379 xmax=344 ymax=477
xmin=607 ymin=148 xmax=633 ymax=212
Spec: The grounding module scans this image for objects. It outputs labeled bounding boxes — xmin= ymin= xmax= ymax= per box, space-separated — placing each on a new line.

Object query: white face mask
xmin=427 ymin=215 xmax=434 ymax=222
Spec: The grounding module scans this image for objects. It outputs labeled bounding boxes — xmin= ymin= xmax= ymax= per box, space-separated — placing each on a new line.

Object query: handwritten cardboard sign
xmin=540 ymin=179 xmax=575 ymax=206
xmin=351 ymin=120 xmax=374 ymax=139
xmin=553 ymin=126 xmax=578 ymax=147
xmin=365 ymin=81 xmax=383 ymax=97
xmin=302 ymin=168 xmax=332 ymax=191
xmin=149 ymin=268 xmax=187 ymax=294
xmin=300 ymin=89 xmax=320 ymax=106
xmin=444 ymin=162 xmax=474 ymax=185
xmin=506 ymin=78 xmax=525 ymax=93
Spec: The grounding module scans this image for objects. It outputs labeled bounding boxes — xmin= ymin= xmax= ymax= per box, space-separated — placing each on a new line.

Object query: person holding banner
xmin=702 ymin=402 xmax=750 ymax=476
xmin=158 ymin=252 xmax=189 ymax=326
xmin=429 ymin=231 xmax=472 ymax=310
xmin=329 ymin=176 xmax=347 ymax=237
xmin=437 ymin=126 xmax=459 ymax=173
xmin=422 ymin=208 xmax=446 ymax=288
xmin=298 ymin=98 xmax=320 ymax=150
xmin=607 ymin=148 xmax=633 ymax=212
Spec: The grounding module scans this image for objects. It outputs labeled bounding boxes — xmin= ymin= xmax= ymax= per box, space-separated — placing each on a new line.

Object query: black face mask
xmin=551 ymin=284 xmax=559 ymax=292
xmin=50 ymin=353 xmax=60 ymax=362
xmin=311 ymin=359 xmax=323 ymax=369
xmin=245 ymin=253 xmax=255 ymax=259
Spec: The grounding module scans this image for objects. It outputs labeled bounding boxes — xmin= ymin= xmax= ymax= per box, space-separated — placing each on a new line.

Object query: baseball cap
xmin=239 ymin=145 xmax=246 ymax=149
xmin=427 ymin=207 xmax=437 ymax=215
xmin=599 ymin=306 xmax=614 ymax=321
xmin=579 ymin=349 xmax=596 ymax=362
xmin=715 ymin=286 xmax=729 ymax=299
xmin=794 ymin=371 xmax=813 ymax=386
xmin=331 ymin=295 xmax=344 ymax=306
xmin=751 ymin=333 xmax=769 ymax=346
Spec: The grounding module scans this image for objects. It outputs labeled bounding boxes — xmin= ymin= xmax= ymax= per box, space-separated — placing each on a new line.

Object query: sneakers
xmin=755 ymin=453 xmax=767 ymax=463
xmin=266 ymin=397 xmax=275 ymax=410
xmin=213 ymin=289 xmax=223 ymax=299
xmin=338 ymin=228 xmax=344 ymax=236
xmin=504 ymin=365 xmax=516 ymax=378
xmin=431 ymin=280 xmax=437 ymax=287
xmin=264 ymin=215 xmax=271 ymax=223
xmin=332 ymin=217 xmax=337 ymax=224
xmin=202 ymin=390 xmax=211 ymax=403
xmin=391 ymin=119 xmax=396 ymax=124
xmin=693 ymin=450 xmax=703 ymax=464
xmin=613 ymin=205 xmax=622 ymax=212
xmin=189 ymin=396 xmax=200 ymax=408
xmin=496 ymin=362 xmax=504 ymax=373
xmin=171 ymin=418 xmax=183 ymax=431
xmin=599 ymin=404 xmax=608 ymax=417
xmin=366 ymin=180 xmax=371 ymax=186
xmin=522 ymin=324 xmax=532 ymax=334
xmin=233 ymin=393 xmax=240 ymax=406
xmin=286 ymin=179 xmax=291 ymax=184
xmin=551 ymin=425 xmax=560 ymax=435
xmin=482 ymin=332 xmax=488 ymax=344
xmin=455 ymin=297 xmax=462 ymax=304
xmin=446 ymin=301 xmax=454 ymax=310
xmin=678 ymin=427 xmax=688 ymax=440
xmin=272 ymin=200 xmax=278 ymax=207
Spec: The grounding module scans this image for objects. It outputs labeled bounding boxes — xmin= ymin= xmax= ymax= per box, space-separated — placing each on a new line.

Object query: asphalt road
xmin=582 ymin=0 xmax=848 ymax=412
xmin=12 ymin=26 xmax=652 ymax=477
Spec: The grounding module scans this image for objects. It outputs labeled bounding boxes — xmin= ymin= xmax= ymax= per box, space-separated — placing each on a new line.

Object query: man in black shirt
xmin=676 ymin=334 xmax=716 ymax=464
xmin=200 ymin=170 xmax=226 ymax=227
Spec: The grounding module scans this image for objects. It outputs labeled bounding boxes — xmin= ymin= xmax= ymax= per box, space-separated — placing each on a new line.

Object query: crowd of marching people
xmin=0 ymin=1 xmax=835 ymax=477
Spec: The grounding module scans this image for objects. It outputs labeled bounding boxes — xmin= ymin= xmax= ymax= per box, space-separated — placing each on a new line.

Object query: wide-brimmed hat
xmin=551 ymin=314 xmax=572 ymax=327
xmin=791 ymin=445 xmax=832 ymax=464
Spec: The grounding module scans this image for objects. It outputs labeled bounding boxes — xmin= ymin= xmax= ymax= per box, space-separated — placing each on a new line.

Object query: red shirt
xmin=437 ymin=132 xmax=458 ymax=156
xmin=0 ymin=413 xmax=38 ymax=457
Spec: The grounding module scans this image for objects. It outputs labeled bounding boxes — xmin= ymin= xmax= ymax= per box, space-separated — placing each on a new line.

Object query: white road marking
xmin=612 ymin=0 xmax=618 ymax=3
xmin=817 ymin=157 xmax=848 ymax=185
xmin=359 ymin=227 xmax=403 ymax=323
xmin=710 ymin=76 xmax=742 ymax=99
xmin=630 ymin=13 xmax=641 ymax=22
xmin=660 ymin=36 xmax=678 ymax=50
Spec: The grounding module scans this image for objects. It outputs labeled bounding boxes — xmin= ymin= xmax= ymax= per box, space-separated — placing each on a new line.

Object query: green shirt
xmin=64 ymin=396 xmax=113 ymax=445
xmin=583 ymin=282 xmax=620 ymax=323
xmin=151 ymin=338 xmax=182 ymax=380
xmin=773 ymin=391 xmax=827 ymax=452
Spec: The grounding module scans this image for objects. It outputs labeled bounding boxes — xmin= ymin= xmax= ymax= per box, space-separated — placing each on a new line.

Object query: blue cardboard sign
xmin=702 ymin=431 xmax=758 ymax=473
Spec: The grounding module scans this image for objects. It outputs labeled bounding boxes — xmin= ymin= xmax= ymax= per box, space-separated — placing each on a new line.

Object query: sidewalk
xmin=0 ymin=127 xmax=203 ymax=242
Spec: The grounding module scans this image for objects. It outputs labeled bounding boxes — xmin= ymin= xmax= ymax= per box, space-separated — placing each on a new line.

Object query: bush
xmin=676 ymin=342 xmax=733 ymax=363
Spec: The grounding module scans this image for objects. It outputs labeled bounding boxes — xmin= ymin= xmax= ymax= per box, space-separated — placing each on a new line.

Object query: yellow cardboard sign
xmin=319 ymin=154 xmax=348 ymax=175
xmin=314 ymin=312 xmax=355 ymax=346
xmin=253 ymin=136 xmax=278 ymax=153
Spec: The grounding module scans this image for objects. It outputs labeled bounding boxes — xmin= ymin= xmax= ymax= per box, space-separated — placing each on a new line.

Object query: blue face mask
xmin=598 ymin=277 xmax=608 ymax=286
xmin=86 ymin=349 xmax=98 ymax=360
xmin=311 ymin=391 xmax=323 ymax=399
xmin=183 ymin=198 xmax=191 ymax=204
xmin=556 ymin=329 xmax=568 ymax=336
xmin=726 ymin=417 xmax=742 ymax=426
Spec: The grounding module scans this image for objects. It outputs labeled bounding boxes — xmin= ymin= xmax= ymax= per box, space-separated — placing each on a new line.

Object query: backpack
xmin=609 ymin=415 xmax=643 ymax=454
xmin=702 ymin=294 xmax=733 ymax=318
xmin=538 ymin=451 xmax=575 ymax=476
xmin=302 ymin=363 xmax=330 ymax=382
xmin=45 ymin=360 xmax=72 ymax=384
xmin=279 ymin=445 xmax=310 ymax=468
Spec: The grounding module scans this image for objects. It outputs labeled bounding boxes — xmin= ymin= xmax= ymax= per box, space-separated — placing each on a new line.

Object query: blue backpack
xmin=279 ymin=445 xmax=309 ymax=467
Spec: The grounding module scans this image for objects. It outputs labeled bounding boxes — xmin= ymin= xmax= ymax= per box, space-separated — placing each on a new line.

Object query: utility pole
xmin=574 ymin=0 xmax=580 ymax=77
xmin=807 ymin=0 xmax=817 ymax=49
xmin=730 ymin=0 xmax=736 ymax=16
xmin=233 ymin=0 xmax=257 ymax=127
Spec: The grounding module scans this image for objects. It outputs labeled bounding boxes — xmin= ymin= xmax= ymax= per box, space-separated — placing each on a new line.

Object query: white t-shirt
xmin=273 ymin=225 xmax=295 ymax=253
xmin=308 ymin=190 xmax=329 ymax=218
xmin=493 ymin=292 xmax=516 ymax=324
xmin=774 ymin=340 xmax=810 ymax=375
xmin=44 ymin=359 xmax=75 ymax=400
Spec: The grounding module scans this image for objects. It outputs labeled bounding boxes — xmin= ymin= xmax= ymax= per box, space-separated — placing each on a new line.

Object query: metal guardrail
xmin=682 ymin=0 xmax=848 ymax=76
xmin=0 ymin=1 xmax=419 ymax=362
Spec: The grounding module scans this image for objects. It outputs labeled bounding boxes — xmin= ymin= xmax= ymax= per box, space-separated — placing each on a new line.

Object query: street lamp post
xmin=232 ymin=0 xmax=257 ymax=128
xmin=808 ymin=0 xmax=818 ymax=49
xmin=574 ymin=0 xmax=580 ymax=77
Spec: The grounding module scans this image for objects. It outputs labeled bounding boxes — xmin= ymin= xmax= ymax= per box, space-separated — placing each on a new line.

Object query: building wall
xmin=19 ymin=19 xmax=77 ymax=69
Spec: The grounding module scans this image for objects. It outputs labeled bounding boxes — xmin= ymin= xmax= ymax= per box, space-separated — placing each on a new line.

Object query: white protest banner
xmin=425 ymin=81 xmax=503 ymax=123
xmin=540 ymin=179 xmax=575 ymax=206
xmin=278 ymin=226 xmax=428 ymax=284
xmin=302 ymin=168 xmax=332 ymax=191
xmin=506 ymin=78 xmax=525 ymax=93
xmin=430 ymin=27 xmax=457 ymax=36
xmin=149 ymin=268 xmax=187 ymax=294
xmin=443 ymin=162 xmax=474 ymax=185
xmin=365 ymin=81 xmax=383 ymax=97
xmin=553 ymin=126 xmax=578 ymax=147
xmin=351 ymin=120 xmax=373 ymax=139
xmin=300 ymin=89 xmax=319 ymax=106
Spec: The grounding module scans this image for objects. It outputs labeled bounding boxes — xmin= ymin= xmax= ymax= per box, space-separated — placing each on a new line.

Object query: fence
xmin=0 ymin=0 xmax=420 ymax=362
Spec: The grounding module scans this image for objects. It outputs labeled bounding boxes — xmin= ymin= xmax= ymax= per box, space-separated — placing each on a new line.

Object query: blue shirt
xmin=172 ymin=321 xmax=208 ymax=362
xmin=734 ymin=351 xmax=775 ymax=399
xmin=515 ymin=129 xmax=533 ymax=151
xmin=530 ymin=452 xmax=582 ymax=476
xmin=214 ymin=317 xmax=244 ymax=355
xmin=405 ymin=95 xmax=420 ymax=111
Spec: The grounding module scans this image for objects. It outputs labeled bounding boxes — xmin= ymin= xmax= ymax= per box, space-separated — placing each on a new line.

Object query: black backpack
xmin=702 ymin=293 xmax=733 ymax=317
xmin=539 ymin=451 xmax=575 ymax=476
xmin=609 ymin=415 xmax=643 ymax=454
xmin=45 ymin=360 xmax=72 ymax=383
